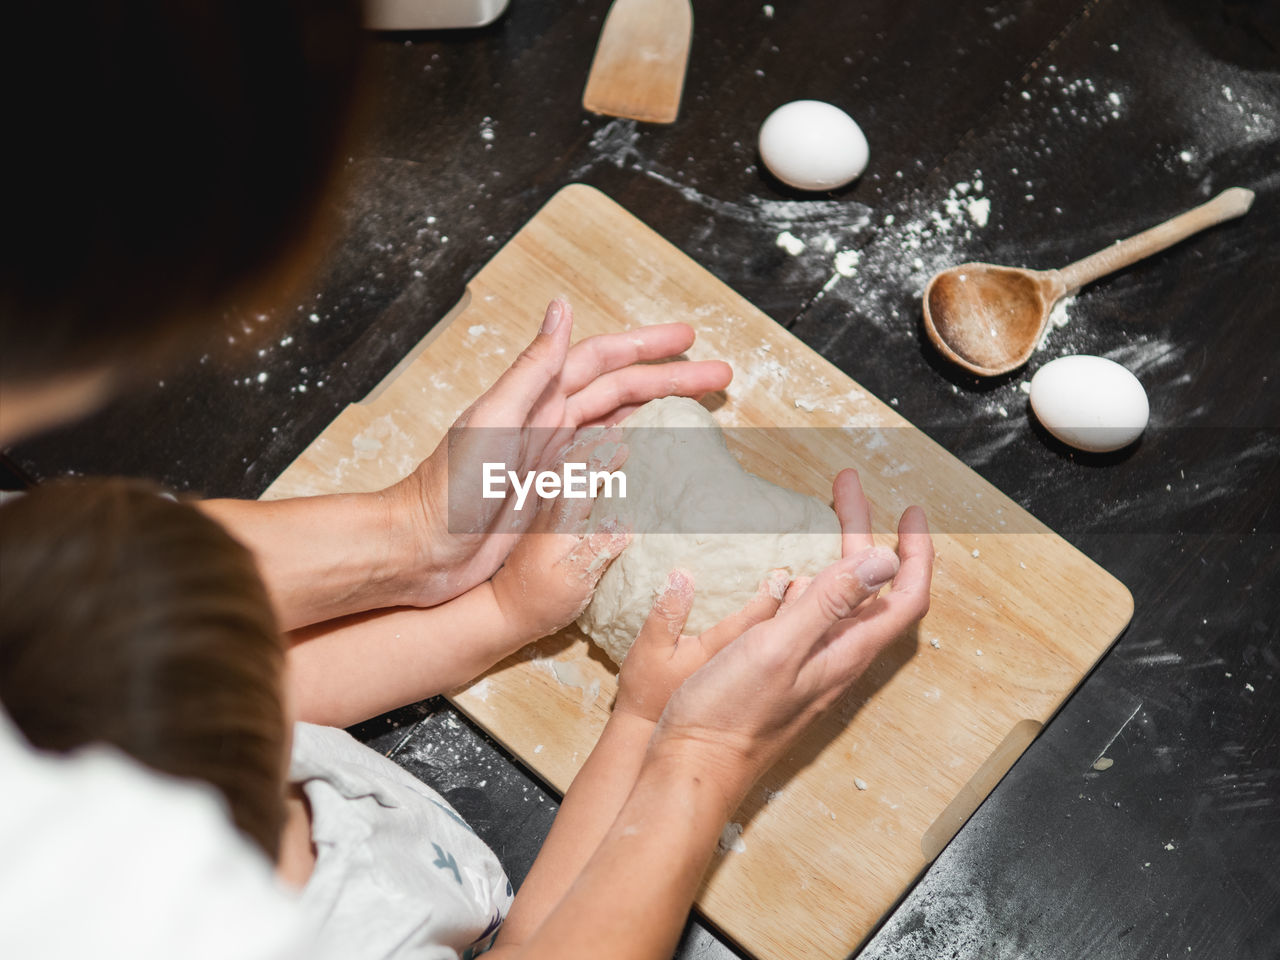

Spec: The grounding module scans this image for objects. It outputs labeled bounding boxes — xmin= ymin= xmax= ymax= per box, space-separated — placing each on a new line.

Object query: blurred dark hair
xmin=0 ymin=0 xmax=365 ymax=386
xmin=0 ymin=479 xmax=288 ymax=859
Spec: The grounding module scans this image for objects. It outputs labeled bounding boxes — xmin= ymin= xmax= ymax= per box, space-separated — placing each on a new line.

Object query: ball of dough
xmin=577 ymin=397 xmax=840 ymax=664
xmin=758 ymin=100 xmax=869 ymax=191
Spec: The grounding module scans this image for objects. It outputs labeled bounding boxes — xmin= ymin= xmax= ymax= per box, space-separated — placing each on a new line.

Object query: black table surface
xmin=9 ymin=1 xmax=1279 ymax=957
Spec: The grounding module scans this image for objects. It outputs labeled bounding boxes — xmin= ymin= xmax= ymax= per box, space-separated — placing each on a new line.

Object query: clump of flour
xmin=1036 ymin=295 xmax=1076 ymax=351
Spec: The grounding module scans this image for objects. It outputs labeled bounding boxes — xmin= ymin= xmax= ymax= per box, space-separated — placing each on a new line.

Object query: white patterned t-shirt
xmin=290 ymin=722 xmax=514 ymax=960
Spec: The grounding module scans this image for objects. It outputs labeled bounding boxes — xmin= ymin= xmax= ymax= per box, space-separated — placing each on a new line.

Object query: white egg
xmin=758 ymin=100 xmax=869 ymax=191
xmin=1029 ymin=355 xmax=1149 ymax=453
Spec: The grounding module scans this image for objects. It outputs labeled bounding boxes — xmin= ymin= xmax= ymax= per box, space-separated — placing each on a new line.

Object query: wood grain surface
xmin=264 ymin=184 xmax=1133 ymax=960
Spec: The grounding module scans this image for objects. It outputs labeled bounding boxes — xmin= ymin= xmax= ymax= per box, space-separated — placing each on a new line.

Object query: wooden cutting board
xmin=264 ymin=184 xmax=1133 ymax=960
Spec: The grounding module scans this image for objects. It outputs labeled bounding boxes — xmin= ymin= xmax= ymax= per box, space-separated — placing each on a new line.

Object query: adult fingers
xmin=805 ymin=507 xmax=934 ymax=684
xmin=469 ymin=299 xmax=574 ymax=427
xmin=632 ymin=569 xmax=695 ymax=656
xmin=883 ymin=506 xmax=933 ymax=620
xmin=775 ymin=546 xmax=901 ymax=648
xmin=833 ymin=468 xmax=875 ymax=558
xmin=577 ymin=403 xmax=644 ymax=430
xmin=564 ymin=360 xmax=734 ymax=427
xmin=697 ymin=570 xmax=789 ymax=657
xmin=560 ymin=323 xmax=698 ymax=394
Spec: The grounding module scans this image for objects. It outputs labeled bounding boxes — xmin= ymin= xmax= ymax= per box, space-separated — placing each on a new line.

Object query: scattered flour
xmin=833 ymin=248 xmax=861 ymax=277
xmin=965 ymin=197 xmax=990 ymax=228
xmin=1036 ymin=295 xmax=1076 ymax=351
xmin=538 ymin=657 xmax=603 ymax=712
xmin=776 ymin=230 xmax=807 ymax=255
xmin=818 ymin=174 xmax=994 ymax=317
xmin=328 ymin=414 xmax=421 ymax=486
xmin=718 ymin=821 xmax=747 ymax=854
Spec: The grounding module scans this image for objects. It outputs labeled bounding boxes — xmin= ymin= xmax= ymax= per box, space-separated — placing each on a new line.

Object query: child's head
xmin=0 ymin=479 xmax=289 ymax=859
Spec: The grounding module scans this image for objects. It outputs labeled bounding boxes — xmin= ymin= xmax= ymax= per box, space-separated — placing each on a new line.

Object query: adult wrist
xmin=331 ymin=486 xmax=424 ymax=611
xmin=378 ymin=474 xmax=437 ymax=606
xmin=641 ymin=728 xmax=755 ymax=820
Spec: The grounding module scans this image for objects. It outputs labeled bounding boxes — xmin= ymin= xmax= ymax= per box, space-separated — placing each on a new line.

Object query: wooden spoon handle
xmin=1057 ymin=187 xmax=1255 ymax=293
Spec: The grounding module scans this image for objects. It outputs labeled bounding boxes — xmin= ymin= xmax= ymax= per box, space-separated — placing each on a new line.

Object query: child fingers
xmin=529 ymin=424 xmax=581 ymax=473
xmin=778 ymin=576 xmax=812 ymax=613
xmin=833 ymin=468 xmax=875 ymax=559
xmin=564 ymin=444 xmax=630 ymax=531
xmin=560 ymin=519 xmax=631 ymax=582
xmin=698 ymin=570 xmax=789 ymax=656
xmin=535 ymin=424 xmax=613 ymax=474
xmin=633 ymin=569 xmax=695 ymax=654
xmin=589 ymin=433 xmax=629 ymax=475
xmin=527 ymin=433 xmax=629 ymax=535
xmin=544 ymin=481 xmax=592 ymax=534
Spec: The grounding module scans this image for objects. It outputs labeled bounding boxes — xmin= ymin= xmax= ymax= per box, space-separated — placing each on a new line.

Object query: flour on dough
xmin=577 ymin=397 xmax=840 ymax=664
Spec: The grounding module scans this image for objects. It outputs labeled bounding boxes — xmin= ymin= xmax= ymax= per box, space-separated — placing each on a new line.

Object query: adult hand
xmin=389 ymin=298 xmax=732 ymax=609
xmin=650 ymin=469 xmax=934 ymax=807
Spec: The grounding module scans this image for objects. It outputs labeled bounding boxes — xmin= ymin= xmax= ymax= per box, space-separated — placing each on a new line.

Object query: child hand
xmin=490 ymin=437 xmax=632 ymax=642
xmin=613 ymin=568 xmax=792 ymax=724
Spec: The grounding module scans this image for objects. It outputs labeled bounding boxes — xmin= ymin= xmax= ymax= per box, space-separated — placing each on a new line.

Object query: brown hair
xmin=0 ymin=479 xmax=288 ymax=859
xmin=1 ymin=0 xmax=365 ymax=387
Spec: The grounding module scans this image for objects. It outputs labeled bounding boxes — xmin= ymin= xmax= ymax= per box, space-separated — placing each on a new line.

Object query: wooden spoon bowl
xmin=925 ymin=264 xmax=1064 ymax=376
xmin=921 ymin=187 xmax=1255 ymax=377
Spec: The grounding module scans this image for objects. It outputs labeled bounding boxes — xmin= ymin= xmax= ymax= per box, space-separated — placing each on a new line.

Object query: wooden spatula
xmin=582 ymin=0 xmax=692 ymax=124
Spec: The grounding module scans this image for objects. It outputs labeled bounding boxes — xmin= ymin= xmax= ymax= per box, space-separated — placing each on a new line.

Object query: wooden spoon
xmin=922 ymin=187 xmax=1256 ymax=376
xmin=582 ymin=0 xmax=693 ymax=124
